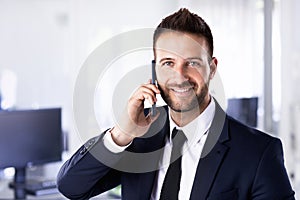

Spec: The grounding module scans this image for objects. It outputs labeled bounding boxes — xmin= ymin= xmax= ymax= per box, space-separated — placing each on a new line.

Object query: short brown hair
xmin=153 ymin=8 xmax=214 ymax=56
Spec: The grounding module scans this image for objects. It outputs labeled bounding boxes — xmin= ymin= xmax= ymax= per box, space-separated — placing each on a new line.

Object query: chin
xmin=169 ymin=99 xmax=200 ymax=113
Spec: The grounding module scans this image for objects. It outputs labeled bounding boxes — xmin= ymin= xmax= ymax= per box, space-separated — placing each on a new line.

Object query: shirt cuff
xmin=103 ymin=129 xmax=131 ymax=153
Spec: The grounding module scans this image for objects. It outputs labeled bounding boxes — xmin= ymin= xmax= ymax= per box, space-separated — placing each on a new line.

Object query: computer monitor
xmin=0 ymin=108 xmax=62 ymax=199
xmin=226 ymin=97 xmax=258 ymax=127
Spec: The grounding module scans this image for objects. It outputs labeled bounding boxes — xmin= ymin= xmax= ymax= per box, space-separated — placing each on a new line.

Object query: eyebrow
xmin=158 ymin=57 xmax=175 ymax=64
xmin=158 ymin=57 xmax=204 ymax=64
xmin=185 ymin=57 xmax=204 ymax=61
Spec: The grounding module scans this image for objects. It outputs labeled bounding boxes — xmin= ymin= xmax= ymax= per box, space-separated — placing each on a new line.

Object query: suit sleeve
xmin=251 ymin=138 xmax=295 ymax=200
xmin=57 ymin=131 xmax=124 ymax=200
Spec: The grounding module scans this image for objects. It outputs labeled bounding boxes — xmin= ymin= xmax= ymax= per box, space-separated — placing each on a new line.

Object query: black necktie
xmin=160 ymin=128 xmax=187 ymax=200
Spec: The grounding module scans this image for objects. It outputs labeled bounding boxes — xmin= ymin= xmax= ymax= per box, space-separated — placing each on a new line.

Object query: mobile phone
xmin=151 ymin=60 xmax=157 ymax=116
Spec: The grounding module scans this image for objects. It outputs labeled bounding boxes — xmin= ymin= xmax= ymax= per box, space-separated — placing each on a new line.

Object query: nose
xmin=173 ymin=60 xmax=188 ymax=81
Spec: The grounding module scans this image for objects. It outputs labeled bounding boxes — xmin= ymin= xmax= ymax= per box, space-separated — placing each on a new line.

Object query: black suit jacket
xmin=57 ymin=102 xmax=295 ymax=200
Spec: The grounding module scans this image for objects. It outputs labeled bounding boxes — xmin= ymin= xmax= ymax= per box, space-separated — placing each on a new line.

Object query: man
xmin=57 ymin=8 xmax=295 ymax=199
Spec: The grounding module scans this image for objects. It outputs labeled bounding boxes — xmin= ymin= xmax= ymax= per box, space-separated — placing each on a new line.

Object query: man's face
xmin=154 ymin=31 xmax=217 ymax=113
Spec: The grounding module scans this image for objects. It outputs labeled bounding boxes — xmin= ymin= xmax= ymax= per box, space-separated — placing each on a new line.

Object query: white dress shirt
xmin=103 ymin=99 xmax=216 ymax=200
xmin=150 ymin=99 xmax=215 ymax=200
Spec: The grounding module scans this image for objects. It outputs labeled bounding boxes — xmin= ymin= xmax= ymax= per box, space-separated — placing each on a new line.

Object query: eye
xmin=161 ymin=61 xmax=174 ymax=67
xmin=187 ymin=61 xmax=201 ymax=67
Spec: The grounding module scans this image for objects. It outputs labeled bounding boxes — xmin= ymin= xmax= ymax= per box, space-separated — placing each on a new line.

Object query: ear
xmin=209 ymin=57 xmax=218 ymax=79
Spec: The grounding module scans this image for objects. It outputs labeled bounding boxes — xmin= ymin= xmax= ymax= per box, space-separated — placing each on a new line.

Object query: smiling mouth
xmin=171 ymin=87 xmax=194 ymax=96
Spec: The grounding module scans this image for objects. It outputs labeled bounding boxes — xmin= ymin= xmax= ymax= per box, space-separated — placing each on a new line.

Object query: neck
xmin=170 ymin=96 xmax=211 ymax=127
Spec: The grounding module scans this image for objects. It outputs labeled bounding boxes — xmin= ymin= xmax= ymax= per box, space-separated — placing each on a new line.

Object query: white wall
xmin=0 ymin=0 xmax=179 ymax=153
xmin=280 ymin=0 xmax=300 ymax=195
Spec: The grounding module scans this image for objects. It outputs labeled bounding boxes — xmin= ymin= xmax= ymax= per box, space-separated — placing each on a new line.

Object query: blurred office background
xmin=0 ymin=0 xmax=299 ymax=198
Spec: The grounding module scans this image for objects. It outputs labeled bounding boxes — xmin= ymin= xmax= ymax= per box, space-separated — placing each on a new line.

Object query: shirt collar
xmin=168 ymin=97 xmax=216 ymax=144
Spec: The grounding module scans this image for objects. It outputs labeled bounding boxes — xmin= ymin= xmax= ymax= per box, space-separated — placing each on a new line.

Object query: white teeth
xmin=173 ymin=88 xmax=191 ymax=93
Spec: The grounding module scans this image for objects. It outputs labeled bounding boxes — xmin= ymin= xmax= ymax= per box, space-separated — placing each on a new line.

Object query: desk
xmin=0 ymin=178 xmax=120 ymax=200
xmin=0 ymin=157 xmax=121 ymax=199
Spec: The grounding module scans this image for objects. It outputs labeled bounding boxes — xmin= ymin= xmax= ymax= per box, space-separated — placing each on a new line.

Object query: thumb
xmin=145 ymin=108 xmax=160 ymax=125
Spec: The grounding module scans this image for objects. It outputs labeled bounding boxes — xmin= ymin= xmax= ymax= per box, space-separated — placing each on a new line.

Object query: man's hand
xmin=111 ymin=81 xmax=160 ymax=146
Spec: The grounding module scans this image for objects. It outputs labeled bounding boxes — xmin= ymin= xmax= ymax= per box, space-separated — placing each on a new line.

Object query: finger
xmin=130 ymin=89 xmax=157 ymax=108
xmin=137 ymin=85 xmax=158 ymax=98
xmin=140 ymin=91 xmax=157 ymax=105
xmin=141 ymin=83 xmax=160 ymax=94
xmin=129 ymin=84 xmax=160 ymax=109
xmin=145 ymin=109 xmax=160 ymax=124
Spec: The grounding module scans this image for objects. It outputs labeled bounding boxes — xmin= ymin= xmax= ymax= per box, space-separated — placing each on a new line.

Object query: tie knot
xmin=171 ymin=128 xmax=187 ymax=148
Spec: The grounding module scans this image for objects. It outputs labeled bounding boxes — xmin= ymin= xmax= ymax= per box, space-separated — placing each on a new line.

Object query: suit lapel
xmin=190 ymin=101 xmax=230 ymax=199
xmin=136 ymin=132 xmax=166 ymax=200
xmin=190 ymin=142 xmax=229 ymax=199
xmin=137 ymin=106 xmax=170 ymax=199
